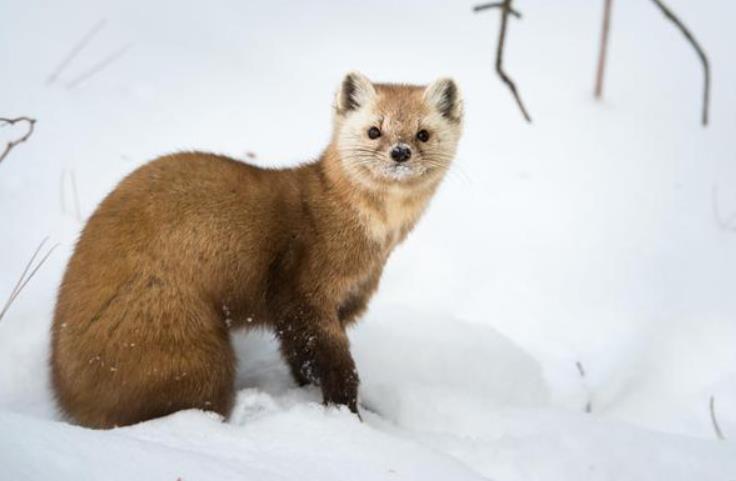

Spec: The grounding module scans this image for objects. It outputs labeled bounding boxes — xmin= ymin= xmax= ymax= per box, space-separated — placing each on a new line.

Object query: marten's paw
xmin=319 ymin=362 xmax=360 ymax=416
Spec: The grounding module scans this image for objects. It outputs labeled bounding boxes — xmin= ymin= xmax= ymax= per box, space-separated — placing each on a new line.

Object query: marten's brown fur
xmin=51 ymin=72 xmax=463 ymax=428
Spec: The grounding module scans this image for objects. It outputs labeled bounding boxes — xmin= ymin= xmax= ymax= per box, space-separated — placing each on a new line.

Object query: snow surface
xmin=2 ymin=0 xmax=736 ymax=479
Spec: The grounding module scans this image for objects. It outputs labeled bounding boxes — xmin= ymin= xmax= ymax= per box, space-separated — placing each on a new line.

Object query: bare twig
xmin=1 ymin=240 xmax=48 ymax=320
xmin=46 ymin=18 xmax=107 ymax=85
xmin=575 ymin=361 xmax=586 ymax=377
xmin=473 ymin=2 xmax=521 ymax=19
xmin=66 ymin=43 xmax=132 ymax=89
xmin=594 ymin=0 xmax=614 ymax=99
xmin=495 ymin=1 xmax=531 ymax=122
xmin=649 ymin=0 xmax=710 ymax=126
xmin=0 ymin=117 xmax=36 ymax=164
xmin=575 ymin=361 xmax=592 ymax=413
xmin=474 ymin=0 xmax=532 ymax=122
xmin=709 ymin=395 xmax=725 ymax=440
xmin=0 ymin=238 xmax=59 ymax=323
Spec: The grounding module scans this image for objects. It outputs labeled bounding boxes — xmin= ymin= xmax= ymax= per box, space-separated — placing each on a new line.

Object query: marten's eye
xmin=367 ymin=126 xmax=381 ymax=139
xmin=416 ymin=129 xmax=430 ymax=142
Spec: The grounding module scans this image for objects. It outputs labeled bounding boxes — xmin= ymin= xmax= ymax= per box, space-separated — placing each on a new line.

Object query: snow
xmin=2 ymin=0 xmax=736 ymax=479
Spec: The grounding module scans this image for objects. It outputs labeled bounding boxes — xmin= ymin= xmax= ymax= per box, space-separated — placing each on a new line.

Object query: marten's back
xmin=55 ymin=152 xmax=305 ymax=320
xmin=50 ymin=152 xmax=308 ymax=427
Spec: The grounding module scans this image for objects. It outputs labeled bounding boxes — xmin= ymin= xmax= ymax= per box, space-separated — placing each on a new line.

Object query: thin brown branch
xmin=0 ymin=238 xmax=58 ymax=323
xmin=1 ymin=239 xmax=48 ymax=322
xmin=0 ymin=117 xmax=36 ymax=164
xmin=709 ymin=395 xmax=725 ymax=440
xmin=575 ymin=361 xmax=586 ymax=377
xmin=594 ymin=0 xmax=614 ymax=99
xmin=649 ymin=0 xmax=710 ymax=126
xmin=473 ymin=2 xmax=521 ymax=19
xmin=475 ymin=0 xmax=531 ymax=122
xmin=496 ymin=0 xmax=531 ymax=122
xmin=46 ymin=18 xmax=107 ymax=85
xmin=66 ymin=43 xmax=132 ymax=89
xmin=575 ymin=361 xmax=592 ymax=414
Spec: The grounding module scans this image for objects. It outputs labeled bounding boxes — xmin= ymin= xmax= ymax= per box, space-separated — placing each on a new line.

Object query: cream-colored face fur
xmin=333 ymin=72 xmax=463 ymax=192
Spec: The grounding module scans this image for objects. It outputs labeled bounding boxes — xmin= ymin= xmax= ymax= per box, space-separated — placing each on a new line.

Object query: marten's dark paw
xmin=320 ymin=364 xmax=360 ymax=416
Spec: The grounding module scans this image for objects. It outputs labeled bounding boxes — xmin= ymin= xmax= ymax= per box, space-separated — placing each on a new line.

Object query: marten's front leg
xmin=276 ymin=305 xmax=359 ymax=414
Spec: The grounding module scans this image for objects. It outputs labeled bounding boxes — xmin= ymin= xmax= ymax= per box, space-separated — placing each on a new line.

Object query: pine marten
xmin=51 ymin=72 xmax=463 ymax=428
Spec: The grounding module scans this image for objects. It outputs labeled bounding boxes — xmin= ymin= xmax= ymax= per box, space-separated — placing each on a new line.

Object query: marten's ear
xmin=335 ymin=71 xmax=376 ymax=115
xmin=424 ymin=78 xmax=463 ymax=123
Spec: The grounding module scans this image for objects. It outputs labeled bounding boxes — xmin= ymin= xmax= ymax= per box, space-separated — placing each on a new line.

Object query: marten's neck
xmin=314 ymin=144 xmax=439 ymax=247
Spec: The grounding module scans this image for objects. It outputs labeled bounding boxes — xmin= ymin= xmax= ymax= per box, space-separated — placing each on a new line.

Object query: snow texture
xmin=1 ymin=0 xmax=736 ymax=480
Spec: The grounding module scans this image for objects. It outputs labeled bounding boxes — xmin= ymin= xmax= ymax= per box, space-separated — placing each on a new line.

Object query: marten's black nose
xmin=390 ymin=145 xmax=412 ymax=163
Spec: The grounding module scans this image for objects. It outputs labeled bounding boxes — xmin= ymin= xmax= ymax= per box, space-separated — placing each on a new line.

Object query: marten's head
xmin=331 ymin=71 xmax=463 ymax=191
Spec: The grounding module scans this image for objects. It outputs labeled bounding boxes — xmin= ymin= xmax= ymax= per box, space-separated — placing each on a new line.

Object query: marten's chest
xmin=345 ymin=187 xmax=434 ymax=253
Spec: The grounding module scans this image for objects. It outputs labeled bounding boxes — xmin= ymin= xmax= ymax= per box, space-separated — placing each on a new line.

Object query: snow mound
xmin=0 ymin=407 xmax=486 ymax=481
xmin=4 ymin=307 xmax=735 ymax=481
xmin=352 ymin=307 xmax=550 ymax=430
